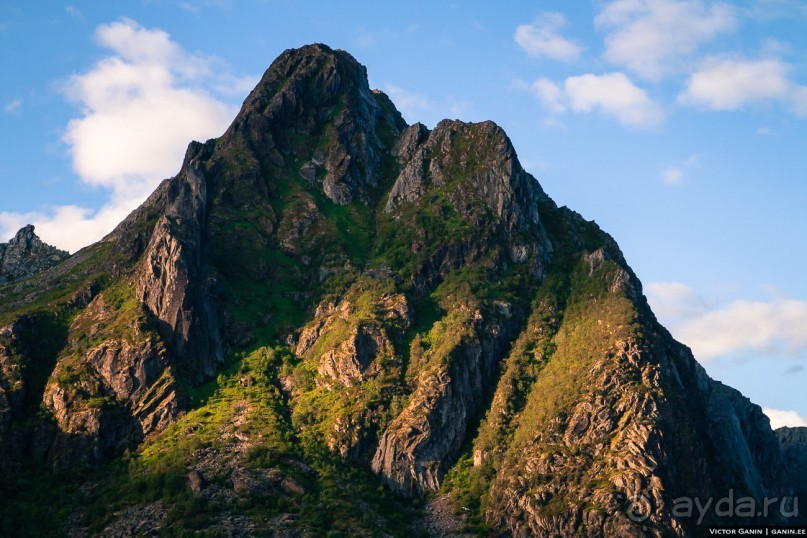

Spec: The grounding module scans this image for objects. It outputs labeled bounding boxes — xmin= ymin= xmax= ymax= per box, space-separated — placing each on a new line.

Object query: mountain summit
xmin=0 ymin=44 xmax=803 ymax=536
xmin=0 ymin=225 xmax=68 ymax=284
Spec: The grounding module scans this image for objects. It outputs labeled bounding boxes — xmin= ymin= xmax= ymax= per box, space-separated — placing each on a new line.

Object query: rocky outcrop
xmin=137 ymin=146 xmax=224 ymax=385
xmin=384 ymin=120 xmax=553 ymax=296
xmin=777 ymin=426 xmax=807 ymax=505
xmin=224 ymin=43 xmax=406 ymax=205
xmin=316 ymin=323 xmax=392 ymax=387
xmin=0 ymin=314 xmax=65 ymax=473
xmin=0 ymin=225 xmax=69 ymax=283
xmin=290 ymin=285 xmax=413 ymax=459
xmin=473 ymin=247 xmax=794 ymax=535
xmin=0 ymin=318 xmax=30 ymax=413
xmin=43 ymin=293 xmax=184 ymax=471
xmin=372 ymin=301 xmax=520 ymax=496
xmin=387 ymin=120 xmax=546 ymax=235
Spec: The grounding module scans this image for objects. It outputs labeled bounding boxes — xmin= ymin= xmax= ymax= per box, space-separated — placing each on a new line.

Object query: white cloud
xmin=563 ymin=73 xmax=664 ymax=127
xmin=384 ymin=84 xmax=430 ymax=121
xmin=532 ymin=79 xmax=565 ymax=113
xmin=515 ymin=12 xmax=582 ymax=62
xmin=661 ymin=166 xmax=683 ymax=185
xmin=596 ymin=0 xmax=736 ymax=80
xmin=211 ymin=73 xmax=261 ymax=98
xmin=646 ymin=281 xmax=705 ymax=322
xmin=1 ymin=18 xmax=250 ymax=253
xmin=679 ymin=299 xmax=807 ymax=359
xmin=763 ymin=408 xmax=807 ymax=429
xmin=178 ymin=0 xmax=232 ymax=12
xmin=533 ymin=73 xmax=664 ymax=128
xmin=178 ymin=2 xmax=201 ymax=14
xmin=4 ymin=99 xmax=21 ymax=113
xmin=660 ymin=153 xmax=699 ymax=185
xmin=678 ymin=57 xmax=805 ymax=112
xmin=647 ymin=282 xmax=807 ymax=360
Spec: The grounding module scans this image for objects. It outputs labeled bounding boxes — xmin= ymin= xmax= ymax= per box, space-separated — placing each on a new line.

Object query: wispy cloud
xmin=678 ymin=56 xmax=807 ymax=115
xmin=596 ymin=0 xmax=736 ymax=80
xmin=532 ymin=72 xmax=664 ymax=128
xmin=0 ymin=18 xmax=251 ymax=252
xmin=532 ymin=79 xmax=566 ymax=113
xmin=515 ymin=12 xmax=582 ymax=62
xmin=763 ymin=408 xmax=807 ymax=429
xmin=647 ymin=282 xmax=807 ymax=361
xmin=65 ymin=5 xmax=85 ymax=22
xmin=4 ymin=99 xmax=21 ymax=114
xmin=661 ymin=166 xmax=683 ymax=185
xmin=384 ymin=83 xmax=430 ymax=122
xmin=447 ymin=96 xmax=474 ymax=119
xmin=660 ymin=153 xmax=699 ymax=185
xmin=178 ymin=0 xmax=232 ymax=13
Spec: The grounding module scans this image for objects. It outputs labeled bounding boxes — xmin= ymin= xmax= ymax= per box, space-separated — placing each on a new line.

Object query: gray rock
xmin=0 ymin=225 xmax=69 ymax=284
xmin=187 ymin=470 xmax=205 ymax=494
xmin=777 ymin=426 xmax=807 ymax=495
xmin=371 ymin=304 xmax=519 ymax=496
xmin=42 ymin=293 xmax=184 ymax=472
xmin=136 ymin=153 xmax=225 ymax=385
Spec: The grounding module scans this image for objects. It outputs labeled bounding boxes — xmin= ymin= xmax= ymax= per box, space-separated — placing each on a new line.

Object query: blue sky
xmin=1 ymin=0 xmax=806 ymax=427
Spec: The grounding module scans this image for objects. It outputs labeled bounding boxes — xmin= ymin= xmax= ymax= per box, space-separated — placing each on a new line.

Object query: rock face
xmin=0 ymin=317 xmax=34 ymax=473
xmin=136 ymin=149 xmax=224 ymax=385
xmin=371 ymin=301 xmax=520 ymax=496
xmin=43 ymin=292 xmax=184 ymax=471
xmin=387 ymin=119 xmax=545 ymax=235
xmin=0 ymin=44 xmax=804 ymax=535
xmin=0 ymin=225 xmax=69 ymax=283
xmin=227 ymin=43 xmax=405 ymax=205
xmin=777 ymin=427 xmax=807 ymax=500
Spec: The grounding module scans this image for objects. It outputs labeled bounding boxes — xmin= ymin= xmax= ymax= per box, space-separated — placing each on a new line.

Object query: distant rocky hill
xmin=0 ymin=44 xmax=804 ymax=537
xmin=0 ymin=225 xmax=68 ymax=284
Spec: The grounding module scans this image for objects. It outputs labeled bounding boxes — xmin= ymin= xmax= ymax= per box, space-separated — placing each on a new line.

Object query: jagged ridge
xmin=0 ymin=225 xmax=69 ymax=284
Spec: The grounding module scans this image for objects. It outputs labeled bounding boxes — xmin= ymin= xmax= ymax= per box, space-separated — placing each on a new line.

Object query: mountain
xmin=0 ymin=44 xmax=804 ymax=537
xmin=0 ymin=225 xmax=69 ymax=284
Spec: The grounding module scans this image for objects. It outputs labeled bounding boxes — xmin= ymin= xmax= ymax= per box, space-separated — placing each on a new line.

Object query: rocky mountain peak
xmin=387 ymin=119 xmax=547 ymax=234
xmin=0 ymin=225 xmax=69 ymax=284
xmin=221 ymin=43 xmax=406 ymax=205
xmin=11 ymin=224 xmax=35 ymax=245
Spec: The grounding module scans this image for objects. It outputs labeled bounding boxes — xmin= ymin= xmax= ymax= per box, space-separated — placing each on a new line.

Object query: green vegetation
xmin=289 ymin=275 xmax=408 ymax=457
xmin=371 ymin=185 xmax=474 ymax=280
xmin=0 ymin=457 xmax=83 ymax=537
xmin=2 ymin=343 xmax=416 ymax=535
xmin=442 ymin=454 xmax=492 ymax=534
xmin=0 ymin=241 xmax=112 ymax=326
xmin=439 ymin=199 xmax=646 ymax=530
xmin=510 ymin=261 xmax=638 ymax=447
xmin=0 ymin=311 xmax=70 ymax=417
